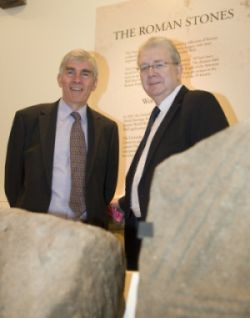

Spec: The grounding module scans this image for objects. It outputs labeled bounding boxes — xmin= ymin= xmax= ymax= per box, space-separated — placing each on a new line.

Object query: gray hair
xmin=137 ymin=36 xmax=181 ymax=65
xmin=59 ymin=49 xmax=98 ymax=80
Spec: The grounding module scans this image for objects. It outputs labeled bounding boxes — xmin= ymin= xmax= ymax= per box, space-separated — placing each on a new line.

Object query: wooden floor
xmin=108 ymin=220 xmax=124 ymax=246
xmin=109 ymin=221 xmax=138 ymax=318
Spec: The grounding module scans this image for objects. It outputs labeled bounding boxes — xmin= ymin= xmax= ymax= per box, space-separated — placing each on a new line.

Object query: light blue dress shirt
xmin=48 ymin=99 xmax=88 ymax=219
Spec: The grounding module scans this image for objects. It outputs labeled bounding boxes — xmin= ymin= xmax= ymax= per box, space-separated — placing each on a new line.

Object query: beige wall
xmin=95 ymin=0 xmax=250 ymax=197
xmin=2 ymin=0 xmax=249 ymax=206
xmin=0 ymin=0 xmax=124 ymax=205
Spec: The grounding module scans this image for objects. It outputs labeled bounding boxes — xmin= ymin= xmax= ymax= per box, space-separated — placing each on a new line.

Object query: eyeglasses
xmin=138 ymin=61 xmax=178 ymax=73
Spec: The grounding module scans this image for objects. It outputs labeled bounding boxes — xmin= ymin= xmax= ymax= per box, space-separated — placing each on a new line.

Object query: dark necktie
xmin=137 ymin=106 xmax=160 ymax=154
xmin=69 ymin=112 xmax=86 ymax=219
xmin=127 ymin=106 xmax=160 ymax=216
xmin=130 ymin=106 xmax=160 ymax=177
xmin=140 ymin=106 xmax=160 ymax=149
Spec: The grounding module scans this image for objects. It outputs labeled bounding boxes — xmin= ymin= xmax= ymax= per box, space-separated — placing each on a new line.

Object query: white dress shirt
xmin=131 ymin=85 xmax=182 ymax=217
xmin=48 ymin=99 xmax=88 ymax=219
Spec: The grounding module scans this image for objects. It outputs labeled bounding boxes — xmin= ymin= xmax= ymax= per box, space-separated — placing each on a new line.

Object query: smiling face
xmin=57 ymin=59 xmax=97 ymax=110
xmin=138 ymin=45 xmax=182 ymax=105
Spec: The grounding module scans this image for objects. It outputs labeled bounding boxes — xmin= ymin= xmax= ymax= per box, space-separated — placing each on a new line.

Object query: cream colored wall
xmin=0 ymin=0 xmax=124 ymax=205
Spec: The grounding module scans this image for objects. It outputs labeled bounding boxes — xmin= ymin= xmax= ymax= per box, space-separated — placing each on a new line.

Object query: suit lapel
xmin=39 ymin=102 xmax=58 ymax=187
xmin=85 ymin=107 xmax=100 ymax=182
xmin=144 ymin=86 xmax=188 ymax=170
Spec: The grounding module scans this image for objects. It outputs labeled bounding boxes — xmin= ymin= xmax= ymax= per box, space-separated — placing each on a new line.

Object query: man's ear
xmin=176 ymin=63 xmax=183 ymax=80
xmin=92 ymin=79 xmax=98 ymax=91
xmin=57 ymin=74 xmax=62 ymax=88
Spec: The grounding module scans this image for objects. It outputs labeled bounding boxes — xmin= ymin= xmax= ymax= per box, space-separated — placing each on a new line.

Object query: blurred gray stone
xmin=137 ymin=120 xmax=250 ymax=318
xmin=0 ymin=208 xmax=125 ymax=318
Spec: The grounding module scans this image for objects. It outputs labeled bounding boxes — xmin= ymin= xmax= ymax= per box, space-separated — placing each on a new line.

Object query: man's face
xmin=138 ymin=46 xmax=182 ymax=105
xmin=57 ymin=59 xmax=97 ymax=110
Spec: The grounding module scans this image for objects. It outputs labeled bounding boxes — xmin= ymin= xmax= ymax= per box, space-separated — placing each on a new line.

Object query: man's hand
xmin=108 ymin=199 xmax=124 ymax=223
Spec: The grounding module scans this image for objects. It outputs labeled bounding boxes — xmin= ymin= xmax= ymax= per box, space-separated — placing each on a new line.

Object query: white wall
xmin=0 ymin=0 xmax=125 ymax=205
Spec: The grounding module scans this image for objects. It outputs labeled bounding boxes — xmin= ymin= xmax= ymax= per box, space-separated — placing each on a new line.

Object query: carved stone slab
xmin=137 ymin=120 xmax=250 ymax=318
xmin=0 ymin=209 xmax=125 ymax=318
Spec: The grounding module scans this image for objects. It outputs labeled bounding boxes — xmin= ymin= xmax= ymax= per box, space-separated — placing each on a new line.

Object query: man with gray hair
xmin=5 ymin=49 xmax=119 ymax=229
xmin=114 ymin=36 xmax=229 ymax=270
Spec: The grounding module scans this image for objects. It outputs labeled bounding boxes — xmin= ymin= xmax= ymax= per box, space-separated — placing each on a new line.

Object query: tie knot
xmin=71 ymin=112 xmax=81 ymax=122
xmin=150 ymin=106 xmax=160 ymax=122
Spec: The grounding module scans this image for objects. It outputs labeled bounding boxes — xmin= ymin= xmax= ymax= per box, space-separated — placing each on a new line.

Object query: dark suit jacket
xmin=5 ymin=101 xmax=119 ymax=229
xmin=119 ymin=85 xmax=229 ymax=220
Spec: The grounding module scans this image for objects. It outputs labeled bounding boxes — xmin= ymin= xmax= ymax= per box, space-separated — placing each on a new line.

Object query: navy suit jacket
xmin=5 ymin=101 xmax=119 ymax=229
xmin=119 ymin=85 xmax=229 ymax=220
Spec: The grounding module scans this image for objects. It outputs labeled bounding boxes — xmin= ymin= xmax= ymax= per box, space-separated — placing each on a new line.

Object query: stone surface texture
xmin=0 ymin=208 xmax=125 ymax=318
xmin=136 ymin=120 xmax=250 ymax=318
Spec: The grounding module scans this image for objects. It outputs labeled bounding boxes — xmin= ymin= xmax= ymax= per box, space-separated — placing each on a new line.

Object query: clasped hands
xmin=108 ymin=199 xmax=124 ymax=223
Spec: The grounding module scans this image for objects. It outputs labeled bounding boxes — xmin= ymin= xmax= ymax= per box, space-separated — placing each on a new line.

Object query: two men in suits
xmin=5 ymin=49 xmax=119 ymax=229
xmin=115 ymin=36 xmax=229 ymax=270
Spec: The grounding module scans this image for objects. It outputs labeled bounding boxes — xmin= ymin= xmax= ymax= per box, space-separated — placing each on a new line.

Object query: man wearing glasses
xmin=115 ymin=36 xmax=229 ymax=270
xmin=5 ymin=49 xmax=119 ymax=229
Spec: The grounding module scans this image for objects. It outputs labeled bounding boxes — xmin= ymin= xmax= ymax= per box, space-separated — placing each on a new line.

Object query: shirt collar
xmin=58 ymin=98 xmax=87 ymax=122
xmin=158 ymin=84 xmax=183 ymax=114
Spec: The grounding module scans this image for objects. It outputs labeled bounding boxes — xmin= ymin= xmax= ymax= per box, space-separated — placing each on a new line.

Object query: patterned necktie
xmin=69 ymin=112 xmax=86 ymax=219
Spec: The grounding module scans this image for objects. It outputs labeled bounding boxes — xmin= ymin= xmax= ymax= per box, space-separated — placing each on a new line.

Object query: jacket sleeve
xmin=5 ymin=111 xmax=26 ymax=206
xmin=186 ymin=91 xmax=229 ymax=146
xmin=104 ymin=123 xmax=119 ymax=204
